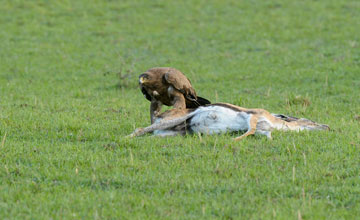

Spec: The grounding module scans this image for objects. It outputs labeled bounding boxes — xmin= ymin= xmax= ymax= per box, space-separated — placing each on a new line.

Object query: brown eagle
xmin=139 ymin=67 xmax=211 ymax=123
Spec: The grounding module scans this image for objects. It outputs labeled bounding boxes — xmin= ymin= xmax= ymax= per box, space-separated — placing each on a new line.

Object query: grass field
xmin=1 ymin=0 xmax=360 ymax=219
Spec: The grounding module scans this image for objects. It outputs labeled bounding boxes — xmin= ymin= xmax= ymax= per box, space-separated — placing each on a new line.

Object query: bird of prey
xmin=139 ymin=67 xmax=211 ymax=123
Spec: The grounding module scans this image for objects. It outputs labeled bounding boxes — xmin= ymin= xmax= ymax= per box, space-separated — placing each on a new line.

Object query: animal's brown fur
xmin=128 ymin=103 xmax=329 ymax=140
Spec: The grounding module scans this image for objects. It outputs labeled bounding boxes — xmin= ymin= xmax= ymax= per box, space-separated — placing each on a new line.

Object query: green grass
xmin=1 ymin=0 xmax=360 ymax=219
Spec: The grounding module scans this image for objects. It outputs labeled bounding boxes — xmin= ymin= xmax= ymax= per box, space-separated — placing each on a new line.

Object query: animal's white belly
xmin=189 ymin=106 xmax=250 ymax=134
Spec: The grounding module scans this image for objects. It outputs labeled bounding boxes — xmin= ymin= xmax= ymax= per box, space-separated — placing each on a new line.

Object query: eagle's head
xmin=139 ymin=73 xmax=152 ymax=85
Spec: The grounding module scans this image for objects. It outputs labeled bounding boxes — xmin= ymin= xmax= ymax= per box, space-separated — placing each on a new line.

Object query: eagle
xmin=139 ymin=67 xmax=211 ymax=123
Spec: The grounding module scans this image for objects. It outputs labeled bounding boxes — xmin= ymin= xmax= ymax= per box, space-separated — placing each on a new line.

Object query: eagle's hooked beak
xmin=139 ymin=76 xmax=148 ymax=84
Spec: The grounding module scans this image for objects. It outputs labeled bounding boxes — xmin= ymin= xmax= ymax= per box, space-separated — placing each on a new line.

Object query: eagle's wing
xmin=164 ymin=68 xmax=197 ymax=98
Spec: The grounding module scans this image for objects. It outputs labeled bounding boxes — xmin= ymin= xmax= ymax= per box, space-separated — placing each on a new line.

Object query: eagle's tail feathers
xmin=196 ymin=96 xmax=211 ymax=106
xmin=185 ymin=96 xmax=211 ymax=108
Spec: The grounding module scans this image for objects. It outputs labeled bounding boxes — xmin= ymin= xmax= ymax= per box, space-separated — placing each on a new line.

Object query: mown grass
xmin=1 ymin=0 xmax=360 ymax=219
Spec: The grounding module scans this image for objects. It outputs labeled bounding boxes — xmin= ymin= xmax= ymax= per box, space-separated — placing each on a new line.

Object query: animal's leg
xmin=126 ymin=128 xmax=145 ymax=138
xmin=233 ymin=115 xmax=258 ymax=141
xmin=171 ymin=92 xmax=186 ymax=109
xmin=127 ymin=109 xmax=197 ymax=138
xmin=150 ymin=101 xmax=162 ymax=124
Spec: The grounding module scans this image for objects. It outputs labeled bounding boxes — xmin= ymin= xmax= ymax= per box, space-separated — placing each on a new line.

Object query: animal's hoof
xmin=321 ymin=124 xmax=331 ymax=131
xmin=126 ymin=128 xmax=145 ymax=138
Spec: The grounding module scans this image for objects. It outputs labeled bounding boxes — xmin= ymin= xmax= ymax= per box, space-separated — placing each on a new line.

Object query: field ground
xmin=1 ymin=0 xmax=360 ymax=219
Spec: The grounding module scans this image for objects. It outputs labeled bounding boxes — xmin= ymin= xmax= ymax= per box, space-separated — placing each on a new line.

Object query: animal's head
xmin=297 ymin=118 xmax=330 ymax=131
xmin=139 ymin=67 xmax=171 ymax=85
xmin=139 ymin=73 xmax=152 ymax=85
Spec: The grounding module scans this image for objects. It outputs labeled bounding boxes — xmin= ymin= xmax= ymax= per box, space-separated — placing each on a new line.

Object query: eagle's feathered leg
xmin=150 ymin=100 xmax=162 ymax=124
